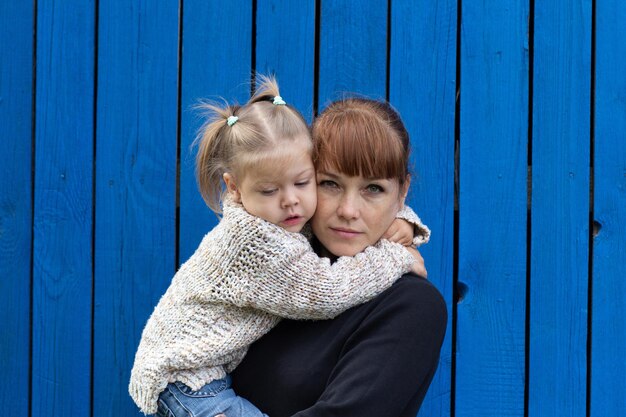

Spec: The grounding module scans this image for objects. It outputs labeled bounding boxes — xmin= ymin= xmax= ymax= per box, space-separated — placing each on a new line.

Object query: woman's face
xmin=311 ymin=168 xmax=408 ymax=257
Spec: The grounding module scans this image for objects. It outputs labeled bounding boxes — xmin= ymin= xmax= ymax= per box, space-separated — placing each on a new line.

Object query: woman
xmin=231 ymin=98 xmax=448 ymax=417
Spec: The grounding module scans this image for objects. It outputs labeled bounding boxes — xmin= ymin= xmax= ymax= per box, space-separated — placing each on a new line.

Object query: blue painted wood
xmin=591 ymin=1 xmax=626 ymax=415
xmin=32 ymin=1 xmax=94 ymax=415
xmin=318 ymin=0 xmax=387 ymax=108
xmin=529 ymin=1 xmax=591 ymax=416
xmin=256 ymin=0 xmax=315 ymax=121
xmin=457 ymin=1 xmax=529 ymax=416
xmin=179 ymin=0 xmax=253 ymax=264
xmin=389 ymin=1 xmax=456 ymax=415
xmin=93 ymin=1 xmax=179 ymax=416
xmin=0 ymin=1 xmax=34 ymax=414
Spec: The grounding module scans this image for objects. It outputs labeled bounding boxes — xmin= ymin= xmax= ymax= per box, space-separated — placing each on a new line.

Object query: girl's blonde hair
xmin=195 ymin=75 xmax=310 ymax=214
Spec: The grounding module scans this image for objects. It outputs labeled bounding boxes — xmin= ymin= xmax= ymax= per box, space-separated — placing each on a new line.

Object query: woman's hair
xmin=311 ymin=98 xmax=410 ymax=184
xmin=195 ymin=75 xmax=310 ymax=213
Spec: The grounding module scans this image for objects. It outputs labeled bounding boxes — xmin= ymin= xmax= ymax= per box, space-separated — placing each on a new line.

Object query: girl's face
xmin=224 ymin=139 xmax=317 ymax=233
xmin=311 ymin=168 xmax=408 ymax=257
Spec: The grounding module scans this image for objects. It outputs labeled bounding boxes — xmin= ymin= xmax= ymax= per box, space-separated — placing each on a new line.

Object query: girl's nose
xmin=281 ymin=188 xmax=299 ymax=208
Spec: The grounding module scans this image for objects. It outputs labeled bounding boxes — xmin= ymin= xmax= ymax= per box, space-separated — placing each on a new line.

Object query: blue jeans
xmin=156 ymin=375 xmax=268 ymax=417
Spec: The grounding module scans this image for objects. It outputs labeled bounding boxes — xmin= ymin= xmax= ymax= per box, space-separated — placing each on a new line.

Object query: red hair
xmin=312 ymin=98 xmax=410 ymax=184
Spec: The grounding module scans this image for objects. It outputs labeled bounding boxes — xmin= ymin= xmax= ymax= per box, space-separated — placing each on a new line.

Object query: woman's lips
xmin=330 ymin=227 xmax=362 ymax=239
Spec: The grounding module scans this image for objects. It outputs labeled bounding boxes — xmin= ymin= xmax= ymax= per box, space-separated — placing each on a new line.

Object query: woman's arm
xmin=292 ymin=278 xmax=447 ymax=417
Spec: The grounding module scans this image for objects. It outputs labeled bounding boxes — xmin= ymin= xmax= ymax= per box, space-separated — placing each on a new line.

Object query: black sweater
xmin=231 ymin=274 xmax=447 ymax=417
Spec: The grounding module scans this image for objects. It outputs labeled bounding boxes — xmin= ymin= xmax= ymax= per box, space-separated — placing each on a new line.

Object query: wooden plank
xmin=32 ymin=1 xmax=95 ymax=415
xmin=457 ymin=1 xmax=529 ymax=416
xmin=318 ymin=0 xmax=387 ymax=108
xmin=389 ymin=0 xmax=457 ymax=415
xmin=179 ymin=0 xmax=253 ymax=263
xmin=529 ymin=1 xmax=591 ymax=416
xmin=93 ymin=1 xmax=179 ymax=416
xmin=0 ymin=1 xmax=34 ymax=413
xmin=591 ymin=1 xmax=626 ymax=415
xmin=256 ymin=0 xmax=315 ymax=121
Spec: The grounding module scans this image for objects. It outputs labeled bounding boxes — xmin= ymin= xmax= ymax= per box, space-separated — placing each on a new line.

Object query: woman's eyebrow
xmin=316 ymin=171 xmax=339 ymax=179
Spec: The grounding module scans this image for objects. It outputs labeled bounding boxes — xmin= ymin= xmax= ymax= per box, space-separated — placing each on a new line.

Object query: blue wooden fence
xmin=1 ymin=1 xmax=624 ymax=416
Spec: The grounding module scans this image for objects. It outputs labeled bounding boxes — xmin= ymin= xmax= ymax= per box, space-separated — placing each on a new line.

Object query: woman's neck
xmin=310 ymin=236 xmax=338 ymax=262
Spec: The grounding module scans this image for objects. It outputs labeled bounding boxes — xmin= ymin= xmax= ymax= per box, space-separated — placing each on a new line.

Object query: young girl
xmin=129 ymin=76 xmax=430 ymax=416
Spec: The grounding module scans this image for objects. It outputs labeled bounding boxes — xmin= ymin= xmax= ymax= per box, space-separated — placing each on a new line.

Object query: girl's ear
xmin=223 ymin=173 xmax=242 ymax=203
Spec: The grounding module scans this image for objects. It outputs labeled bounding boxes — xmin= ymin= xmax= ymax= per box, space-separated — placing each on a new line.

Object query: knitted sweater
xmin=129 ymin=200 xmax=429 ymax=414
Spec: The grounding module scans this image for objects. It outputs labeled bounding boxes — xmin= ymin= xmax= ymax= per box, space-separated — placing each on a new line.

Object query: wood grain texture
xmin=318 ymin=0 xmax=387 ymax=108
xmin=591 ymin=1 xmax=626 ymax=415
xmin=32 ymin=1 xmax=95 ymax=415
xmin=256 ymin=0 xmax=315 ymax=121
xmin=389 ymin=1 xmax=457 ymax=415
xmin=457 ymin=1 xmax=529 ymax=415
xmin=0 ymin=1 xmax=34 ymax=414
xmin=179 ymin=0 xmax=253 ymax=264
xmin=529 ymin=1 xmax=591 ymax=416
xmin=93 ymin=1 xmax=179 ymax=416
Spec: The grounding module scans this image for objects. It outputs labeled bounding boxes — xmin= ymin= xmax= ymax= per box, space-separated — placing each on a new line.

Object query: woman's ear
xmin=223 ymin=173 xmax=242 ymax=203
xmin=400 ymin=175 xmax=411 ymax=205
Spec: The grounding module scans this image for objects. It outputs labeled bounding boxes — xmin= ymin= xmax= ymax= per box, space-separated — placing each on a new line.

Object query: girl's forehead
xmin=239 ymin=144 xmax=314 ymax=180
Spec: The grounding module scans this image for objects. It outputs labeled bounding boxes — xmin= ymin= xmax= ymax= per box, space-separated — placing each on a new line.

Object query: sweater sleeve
xmin=193 ymin=200 xmax=416 ymax=320
xmin=236 ymin=238 xmax=416 ymax=320
xmin=396 ymin=205 xmax=431 ymax=246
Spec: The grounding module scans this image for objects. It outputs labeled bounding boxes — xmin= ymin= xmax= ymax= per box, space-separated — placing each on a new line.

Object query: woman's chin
xmin=321 ymin=241 xmax=368 ymax=258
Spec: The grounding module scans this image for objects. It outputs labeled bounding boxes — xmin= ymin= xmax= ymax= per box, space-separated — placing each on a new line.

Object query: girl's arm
xmin=395 ymin=204 xmax=431 ymax=246
xmin=187 ymin=201 xmax=417 ymax=320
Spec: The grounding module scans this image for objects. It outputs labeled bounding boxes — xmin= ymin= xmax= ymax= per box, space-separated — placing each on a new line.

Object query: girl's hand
xmin=383 ymin=218 xmax=414 ymax=246
xmin=405 ymin=246 xmax=428 ymax=278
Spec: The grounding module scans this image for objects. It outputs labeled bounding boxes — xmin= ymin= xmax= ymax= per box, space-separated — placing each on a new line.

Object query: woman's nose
xmin=337 ymin=195 xmax=359 ymax=219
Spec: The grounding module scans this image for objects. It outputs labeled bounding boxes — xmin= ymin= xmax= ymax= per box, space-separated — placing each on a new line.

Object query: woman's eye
xmin=319 ymin=180 xmax=339 ymax=189
xmin=365 ymin=184 xmax=384 ymax=194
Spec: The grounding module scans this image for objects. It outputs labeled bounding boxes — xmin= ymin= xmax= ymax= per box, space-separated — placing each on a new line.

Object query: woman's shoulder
xmin=374 ymin=274 xmax=447 ymax=324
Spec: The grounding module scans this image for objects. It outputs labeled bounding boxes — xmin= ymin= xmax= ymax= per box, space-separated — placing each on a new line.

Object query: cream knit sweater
xmin=129 ymin=200 xmax=429 ymax=414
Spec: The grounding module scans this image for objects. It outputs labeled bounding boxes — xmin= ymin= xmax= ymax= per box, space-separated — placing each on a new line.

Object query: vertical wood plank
xmin=33 ymin=1 xmax=95 ymax=415
xmin=94 ymin=1 xmax=179 ymax=416
xmin=389 ymin=0 xmax=457 ymax=415
xmin=0 ymin=1 xmax=34 ymax=414
xmin=318 ymin=0 xmax=387 ymax=108
xmin=457 ymin=1 xmax=529 ymax=416
xmin=591 ymin=1 xmax=626 ymax=415
xmin=179 ymin=0 xmax=253 ymax=263
xmin=256 ymin=0 xmax=316 ymax=121
xmin=529 ymin=1 xmax=591 ymax=416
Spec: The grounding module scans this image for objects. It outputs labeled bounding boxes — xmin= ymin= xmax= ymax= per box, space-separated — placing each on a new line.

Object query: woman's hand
xmin=406 ymin=246 xmax=427 ymax=278
xmin=383 ymin=218 xmax=414 ymax=246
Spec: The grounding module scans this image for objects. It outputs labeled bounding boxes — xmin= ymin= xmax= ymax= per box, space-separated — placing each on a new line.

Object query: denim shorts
xmin=156 ymin=375 xmax=268 ymax=417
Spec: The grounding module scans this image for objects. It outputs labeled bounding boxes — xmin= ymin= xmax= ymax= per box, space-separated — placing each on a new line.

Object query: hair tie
xmin=227 ymin=116 xmax=239 ymax=126
xmin=273 ymin=96 xmax=286 ymax=106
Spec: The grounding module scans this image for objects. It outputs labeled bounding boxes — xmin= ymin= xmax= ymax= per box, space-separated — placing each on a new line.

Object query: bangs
xmin=313 ymin=109 xmax=408 ymax=181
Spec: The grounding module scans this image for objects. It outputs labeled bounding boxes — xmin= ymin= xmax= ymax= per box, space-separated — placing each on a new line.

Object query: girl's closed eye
xmin=295 ymin=179 xmax=311 ymax=187
xmin=259 ymin=188 xmax=278 ymax=196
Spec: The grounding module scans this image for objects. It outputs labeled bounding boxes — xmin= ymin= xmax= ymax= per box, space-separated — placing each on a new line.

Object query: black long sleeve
xmin=231 ymin=275 xmax=447 ymax=417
